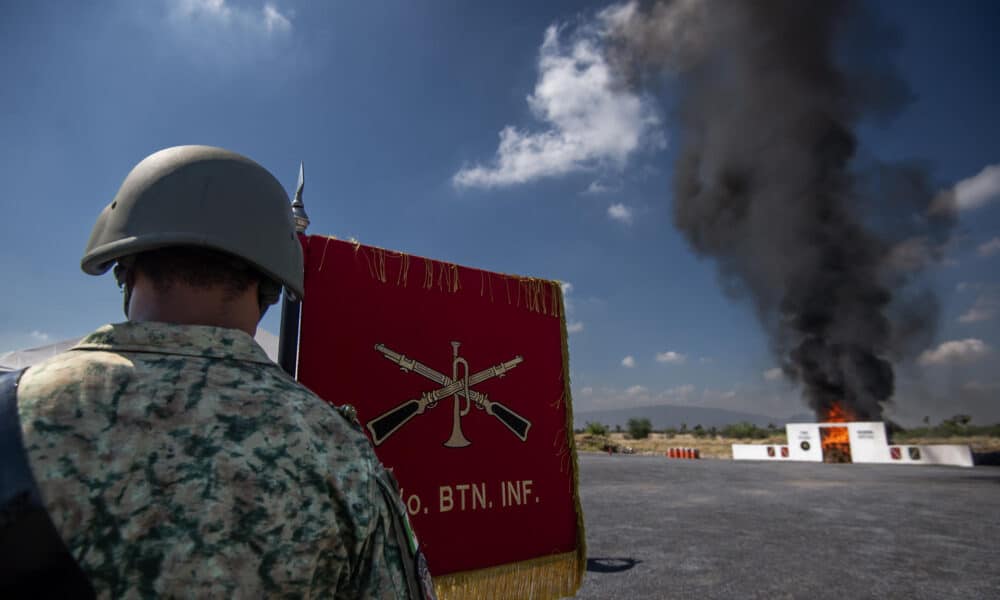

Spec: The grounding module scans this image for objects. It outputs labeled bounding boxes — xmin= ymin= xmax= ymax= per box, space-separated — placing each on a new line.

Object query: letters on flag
xmin=297 ymin=236 xmax=585 ymax=599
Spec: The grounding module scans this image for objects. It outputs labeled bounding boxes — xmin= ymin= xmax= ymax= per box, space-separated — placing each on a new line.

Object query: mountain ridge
xmin=573 ymin=403 xmax=813 ymax=430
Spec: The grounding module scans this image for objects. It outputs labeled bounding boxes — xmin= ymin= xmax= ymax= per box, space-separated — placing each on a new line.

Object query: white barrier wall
xmin=786 ymin=424 xmax=822 ymax=461
xmin=846 ymin=422 xmax=893 ymax=463
xmin=885 ymin=444 xmax=974 ymax=467
xmin=732 ymin=421 xmax=974 ymax=467
xmin=732 ymin=444 xmax=791 ymax=461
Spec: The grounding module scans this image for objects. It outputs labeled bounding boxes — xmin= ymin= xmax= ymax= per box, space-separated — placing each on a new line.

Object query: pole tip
xmin=291 ymin=160 xmax=310 ymax=233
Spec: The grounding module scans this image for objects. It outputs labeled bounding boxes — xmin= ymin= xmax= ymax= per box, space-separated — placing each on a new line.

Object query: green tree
xmin=584 ymin=421 xmax=609 ymax=436
xmin=627 ymin=418 xmax=653 ymax=440
xmin=722 ymin=421 xmax=769 ymax=439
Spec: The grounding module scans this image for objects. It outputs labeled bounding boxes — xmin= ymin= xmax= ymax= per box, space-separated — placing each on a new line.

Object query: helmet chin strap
xmin=113 ymin=261 xmax=134 ymax=319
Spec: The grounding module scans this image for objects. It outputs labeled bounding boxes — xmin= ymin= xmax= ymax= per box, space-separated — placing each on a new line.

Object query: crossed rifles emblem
xmin=367 ymin=342 xmax=532 ymax=447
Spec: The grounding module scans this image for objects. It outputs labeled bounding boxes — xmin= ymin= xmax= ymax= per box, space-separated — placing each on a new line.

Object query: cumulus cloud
xmin=607 ymin=202 xmax=634 ymax=224
xmin=763 ymin=368 xmax=783 ymax=381
xmin=931 ymin=164 xmax=1000 ymax=214
xmin=567 ymin=321 xmax=585 ymax=333
xmin=654 ymin=350 xmax=685 ymax=364
xmin=580 ymin=386 xmax=594 ymax=395
xmin=918 ymin=339 xmax=991 ymax=366
xmin=626 ymin=384 xmax=647 ymax=395
xmin=954 ymin=164 xmax=1000 ymax=211
xmin=167 ymin=0 xmax=292 ymax=36
xmin=29 ymin=330 xmax=51 ymax=343
xmin=977 ymin=237 xmax=1000 ymax=257
xmin=453 ymin=19 xmax=663 ymax=188
xmin=621 ymin=355 xmax=636 ymax=368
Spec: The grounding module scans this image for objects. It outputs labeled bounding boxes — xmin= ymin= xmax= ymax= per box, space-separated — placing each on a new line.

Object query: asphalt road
xmin=573 ymin=454 xmax=999 ymax=600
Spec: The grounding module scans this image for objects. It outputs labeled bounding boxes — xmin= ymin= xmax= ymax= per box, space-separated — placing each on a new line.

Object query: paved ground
xmin=573 ymin=454 xmax=999 ymax=599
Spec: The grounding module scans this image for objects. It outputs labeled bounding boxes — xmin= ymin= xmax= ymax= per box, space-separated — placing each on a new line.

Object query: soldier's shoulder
xmin=270 ymin=377 xmax=376 ymax=451
xmin=18 ymin=348 xmax=132 ymax=396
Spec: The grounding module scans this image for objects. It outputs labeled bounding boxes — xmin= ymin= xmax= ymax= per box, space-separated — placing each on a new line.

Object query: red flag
xmin=297 ymin=236 xmax=585 ymax=598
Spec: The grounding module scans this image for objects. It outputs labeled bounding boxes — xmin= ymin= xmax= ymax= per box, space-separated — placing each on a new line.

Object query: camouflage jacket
xmin=16 ymin=321 xmax=420 ymax=599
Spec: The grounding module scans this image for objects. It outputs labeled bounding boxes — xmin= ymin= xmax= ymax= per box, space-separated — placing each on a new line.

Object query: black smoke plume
xmin=602 ymin=0 xmax=953 ymax=420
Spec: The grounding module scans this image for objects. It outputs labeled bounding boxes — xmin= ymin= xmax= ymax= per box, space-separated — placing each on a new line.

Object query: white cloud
xmin=977 ymin=237 xmax=1000 ymax=257
xmin=560 ymin=282 xmax=584 ymax=334
xmin=931 ymin=164 xmax=1000 ymax=214
xmin=918 ymin=339 xmax=991 ymax=366
xmin=262 ymin=3 xmax=291 ymax=33
xmin=667 ymin=384 xmax=695 ymax=396
xmin=626 ymin=384 xmax=647 ymax=396
xmin=621 ymin=355 xmax=636 ymax=368
xmin=167 ymin=0 xmax=292 ymax=36
xmin=29 ymin=330 xmax=51 ymax=343
xmin=954 ymin=164 xmax=1000 ymax=211
xmin=580 ymin=386 xmax=594 ymax=395
xmin=654 ymin=350 xmax=685 ymax=364
xmin=607 ymin=203 xmax=634 ymax=224
xmin=959 ymin=287 xmax=999 ymax=324
xmin=959 ymin=307 xmax=994 ymax=324
xmin=763 ymin=368 xmax=783 ymax=381
xmin=453 ymin=21 xmax=663 ymax=188
xmin=583 ymin=180 xmax=620 ymax=195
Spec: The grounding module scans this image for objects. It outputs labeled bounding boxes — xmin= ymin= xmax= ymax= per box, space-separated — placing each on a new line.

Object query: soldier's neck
xmin=127 ymin=277 xmax=260 ymax=336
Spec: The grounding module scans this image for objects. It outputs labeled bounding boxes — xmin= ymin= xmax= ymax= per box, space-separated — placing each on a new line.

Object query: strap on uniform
xmin=0 ymin=369 xmax=96 ymax=597
xmin=375 ymin=467 xmax=437 ymax=600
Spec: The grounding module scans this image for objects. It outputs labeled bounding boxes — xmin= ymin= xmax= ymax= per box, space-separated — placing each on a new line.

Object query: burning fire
xmin=820 ymin=403 xmax=854 ymax=463
xmin=823 ymin=402 xmax=855 ymax=423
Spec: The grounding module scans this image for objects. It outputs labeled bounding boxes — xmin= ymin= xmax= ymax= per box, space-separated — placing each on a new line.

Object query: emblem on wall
xmin=367 ymin=342 xmax=532 ymax=447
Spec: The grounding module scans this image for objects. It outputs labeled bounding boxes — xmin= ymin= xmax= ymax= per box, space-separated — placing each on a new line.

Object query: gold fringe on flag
xmin=556 ymin=281 xmax=587 ymax=588
xmin=432 ymin=550 xmax=582 ymax=600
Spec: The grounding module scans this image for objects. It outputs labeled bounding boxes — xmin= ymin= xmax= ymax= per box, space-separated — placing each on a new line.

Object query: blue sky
xmin=1 ymin=1 xmax=998 ymax=425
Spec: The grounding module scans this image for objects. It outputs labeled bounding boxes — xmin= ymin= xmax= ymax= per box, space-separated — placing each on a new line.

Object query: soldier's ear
xmin=113 ymin=259 xmax=137 ymax=319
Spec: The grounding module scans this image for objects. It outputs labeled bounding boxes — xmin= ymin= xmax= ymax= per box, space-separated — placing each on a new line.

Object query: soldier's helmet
xmin=81 ymin=145 xmax=304 ymax=302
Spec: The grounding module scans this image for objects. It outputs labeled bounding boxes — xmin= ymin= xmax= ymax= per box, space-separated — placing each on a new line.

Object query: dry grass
xmin=575 ymin=432 xmax=1000 ymax=459
xmin=576 ymin=432 xmax=787 ymax=459
xmin=892 ymin=436 xmax=1000 ymax=453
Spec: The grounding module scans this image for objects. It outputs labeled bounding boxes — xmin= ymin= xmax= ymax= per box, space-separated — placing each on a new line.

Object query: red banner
xmin=297 ymin=236 xmax=584 ymax=596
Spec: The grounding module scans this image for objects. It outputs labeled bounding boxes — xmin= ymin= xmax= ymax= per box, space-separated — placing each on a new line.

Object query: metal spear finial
xmin=291 ymin=161 xmax=310 ymax=233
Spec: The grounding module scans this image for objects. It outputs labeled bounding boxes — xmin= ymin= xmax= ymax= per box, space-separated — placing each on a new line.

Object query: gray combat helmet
xmin=81 ymin=145 xmax=304 ymax=300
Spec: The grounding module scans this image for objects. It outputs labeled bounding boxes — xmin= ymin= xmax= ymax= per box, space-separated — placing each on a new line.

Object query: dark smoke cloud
xmin=602 ymin=0 xmax=954 ymax=420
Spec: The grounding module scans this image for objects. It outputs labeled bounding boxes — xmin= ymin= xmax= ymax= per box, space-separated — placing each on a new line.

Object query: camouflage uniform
xmin=17 ymin=321 xmax=418 ymax=598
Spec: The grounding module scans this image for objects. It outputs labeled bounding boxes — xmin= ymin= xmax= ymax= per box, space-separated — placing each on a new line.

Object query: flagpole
xmin=278 ymin=162 xmax=309 ymax=377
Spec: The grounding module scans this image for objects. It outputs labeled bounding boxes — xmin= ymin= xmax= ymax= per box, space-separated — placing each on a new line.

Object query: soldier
xmin=0 ymin=146 xmax=434 ymax=598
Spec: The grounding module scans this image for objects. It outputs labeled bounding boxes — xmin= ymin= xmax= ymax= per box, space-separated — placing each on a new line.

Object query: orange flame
xmin=819 ymin=402 xmax=853 ymax=462
xmin=823 ymin=402 xmax=855 ymax=423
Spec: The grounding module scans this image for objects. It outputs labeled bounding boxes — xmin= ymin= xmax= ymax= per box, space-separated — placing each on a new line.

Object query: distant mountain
xmin=573 ymin=404 xmax=805 ymax=430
